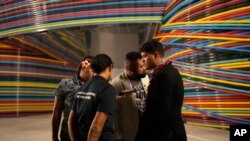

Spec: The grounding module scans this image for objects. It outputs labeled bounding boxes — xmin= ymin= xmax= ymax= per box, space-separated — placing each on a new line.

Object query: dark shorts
xmin=78 ymin=131 xmax=114 ymax=141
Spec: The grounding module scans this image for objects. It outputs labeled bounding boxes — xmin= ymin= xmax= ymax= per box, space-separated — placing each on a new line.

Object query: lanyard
xmin=128 ymin=77 xmax=146 ymax=99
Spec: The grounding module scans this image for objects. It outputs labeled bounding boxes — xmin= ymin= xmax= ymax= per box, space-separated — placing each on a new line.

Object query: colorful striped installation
xmin=1 ymin=0 xmax=249 ymax=129
xmin=0 ymin=0 xmax=168 ymax=116
xmin=155 ymin=0 xmax=250 ymax=128
xmin=0 ymin=0 xmax=167 ymax=38
xmin=0 ymin=28 xmax=89 ymax=116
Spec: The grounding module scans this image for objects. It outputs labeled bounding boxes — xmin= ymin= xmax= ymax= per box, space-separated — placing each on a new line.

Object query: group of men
xmin=52 ymin=39 xmax=187 ymax=141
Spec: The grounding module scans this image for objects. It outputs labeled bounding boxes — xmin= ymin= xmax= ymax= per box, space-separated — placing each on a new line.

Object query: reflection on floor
xmin=0 ymin=114 xmax=229 ymax=141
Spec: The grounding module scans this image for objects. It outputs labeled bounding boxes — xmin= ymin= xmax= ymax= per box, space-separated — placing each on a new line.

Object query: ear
xmin=128 ymin=65 xmax=134 ymax=71
xmin=154 ymin=52 xmax=158 ymax=59
xmin=108 ymin=65 xmax=112 ymax=72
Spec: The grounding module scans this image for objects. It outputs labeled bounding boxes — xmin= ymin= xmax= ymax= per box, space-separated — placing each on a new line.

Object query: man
xmin=139 ymin=39 xmax=187 ymax=141
xmin=52 ymin=56 xmax=93 ymax=141
xmin=68 ymin=54 xmax=116 ymax=141
xmin=111 ymin=52 xmax=149 ymax=141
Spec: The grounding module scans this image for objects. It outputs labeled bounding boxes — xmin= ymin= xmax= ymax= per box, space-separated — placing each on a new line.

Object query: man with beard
xmin=111 ymin=52 xmax=149 ymax=141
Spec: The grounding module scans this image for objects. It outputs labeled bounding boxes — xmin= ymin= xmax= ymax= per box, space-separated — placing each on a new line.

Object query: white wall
xmin=89 ymin=30 xmax=140 ymax=77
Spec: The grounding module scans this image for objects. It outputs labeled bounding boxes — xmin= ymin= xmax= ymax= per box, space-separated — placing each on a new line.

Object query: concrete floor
xmin=0 ymin=114 xmax=229 ymax=141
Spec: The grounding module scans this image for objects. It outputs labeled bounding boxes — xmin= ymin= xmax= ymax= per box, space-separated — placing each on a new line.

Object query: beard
xmin=136 ymin=73 xmax=146 ymax=78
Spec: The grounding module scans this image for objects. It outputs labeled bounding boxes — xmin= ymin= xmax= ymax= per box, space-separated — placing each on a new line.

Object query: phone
xmin=120 ymin=89 xmax=135 ymax=95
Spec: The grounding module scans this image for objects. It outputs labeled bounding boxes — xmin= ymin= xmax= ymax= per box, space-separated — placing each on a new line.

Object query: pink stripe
xmin=0 ymin=7 xmax=164 ymax=29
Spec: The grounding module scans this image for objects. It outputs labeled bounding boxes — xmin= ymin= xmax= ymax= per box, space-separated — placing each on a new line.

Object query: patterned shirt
xmin=129 ymin=79 xmax=147 ymax=113
xmin=55 ymin=75 xmax=83 ymax=139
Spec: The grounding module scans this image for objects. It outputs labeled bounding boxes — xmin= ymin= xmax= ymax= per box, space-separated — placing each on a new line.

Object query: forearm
xmin=87 ymin=111 xmax=108 ymax=141
xmin=88 ymin=126 xmax=103 ymax=141
xmin=68 ymin=122 xmax=77 ymax=141
xmin=52 ymin=114 xmax=61 ymax=140
xmin=68 ymin=113 xmax=77 ymax=141
xmin=51 ymin=96 xmax=63 ymax=141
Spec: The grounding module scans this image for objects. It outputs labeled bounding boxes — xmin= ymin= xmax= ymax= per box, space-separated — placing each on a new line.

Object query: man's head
xmin=77 ymin=55 xmax=94 ymax=81
xmin=139 ymin=39 xmax=164 ymax=70
xmin=124 ymin=52 xmax=146 ymax=79
xmin=91 ymin=54 xmax=113 ymax=80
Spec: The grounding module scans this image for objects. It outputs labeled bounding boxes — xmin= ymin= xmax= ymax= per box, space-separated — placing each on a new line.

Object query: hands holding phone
xmin=119 ymin=89 xmax=135 ymax=99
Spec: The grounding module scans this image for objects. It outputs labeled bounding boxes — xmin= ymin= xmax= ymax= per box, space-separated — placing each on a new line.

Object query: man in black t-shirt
xmin=52 ymin=56 xmax=93 ymax=141
xmin=68 ymin=54 xmax=116 ymax=141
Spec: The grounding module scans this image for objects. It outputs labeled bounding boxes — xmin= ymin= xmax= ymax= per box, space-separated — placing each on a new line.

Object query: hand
xmin=82 ymin=60 xmax=90 ymax=69
xmin=120 ymin=89 xmax=135 ymax=99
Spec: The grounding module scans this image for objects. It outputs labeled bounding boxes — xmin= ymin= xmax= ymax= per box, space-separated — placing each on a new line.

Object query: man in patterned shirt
xmin=52 ymin=56 xmax=93 ymax=141
xmin=111 ymin=52 xmax=149 ymax=141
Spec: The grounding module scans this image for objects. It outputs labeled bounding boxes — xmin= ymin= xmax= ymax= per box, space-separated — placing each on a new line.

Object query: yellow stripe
xmin=199 ymin=6 xmax=250 ymax=21
xmin=164 ymin=0 xmax=175 ymax=11
xmin=0 ymin=17 xmax=162 ymax=36
xmin=222 ymin=113 xmax=250 ymax=116
xmin=180 ymin=72 xmax=250 ymax=87
xmin=183 ymin=112 xmax=249 ymax=117
xmin=61 ymin=36 xmax=81 ymax=50
xmin=221 ymin=64 xmax=250 ymax=69
xmin=1 ymin=106 xmax=53 ymax=109
xmin=0 ymin=43 xmax=13 ymax=49
xmin=0 ymin=71 xmax=68 ymax=78
xmin=13 ymin=37 xmax=66 ymax=62
xmin=0 ymin=54 xmax=66 ymax=64
xmin=0 ymin=91 xmax=53 ymax=94
xmin=183 ymin=112 xmax=250 ymax=117
xmin=167 ymin=49 xmax=193 ymax=59
xmin=163 ymin=20 xmax=250 ymax=27
xmin=0 ymin=106 xmax=53 ymax=113
xmin=208 ymin=41 xmax=238 ymax=46
xmin=185 ymin=102 xmax=250 ymax=104
xmin=0 ymin=82 xmax=56 ymax=88
xmin=154 ymin=34 xmax=250 ymax=41
xmin=183 ymin=111 xmax=200 ymax=114
xmin=182 ymin=111 xmax=250 ymax=117
xmin=211 ymin=61 xmax=250 ymax=67
xmin=201 ymin=108 xmax=250 ymax=110
xmin=187 ymin=122 xmax=229 ymax=129
xmin=0 ymin=103 xmax=53 ymax=106
xmin=168 ymin=0 xmax=211 ymax=23
xmin=19 ymin=106 xmax=53 ymax=109
xmin=0 ymin=109 xmax=52 ymax=112
xmin=47 ymin=32 xmax=86 ymax=57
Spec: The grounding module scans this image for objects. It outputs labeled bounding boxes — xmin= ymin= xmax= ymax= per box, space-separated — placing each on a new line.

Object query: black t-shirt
xmin=72 ymin=75 xmax=116 ymax=141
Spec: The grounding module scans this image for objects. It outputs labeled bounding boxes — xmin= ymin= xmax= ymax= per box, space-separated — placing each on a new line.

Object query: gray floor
xmin=0 ymin=114 xmax=229 ymax=141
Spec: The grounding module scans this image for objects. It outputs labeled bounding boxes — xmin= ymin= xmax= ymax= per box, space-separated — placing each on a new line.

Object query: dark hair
xmin=76 ymin=55 xmax=94 ymax=78
xmin=125 ymin=52 xmax=141 ymax=71
xmin=139 ymin=39 xmax=164 ymax=57
xmin=125 ymin=52 xmax=142 ymax=61
xmin=91 ymin=54 xmax=113 ymax=74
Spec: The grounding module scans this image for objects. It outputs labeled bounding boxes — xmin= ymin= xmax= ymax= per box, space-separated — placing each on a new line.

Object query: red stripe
xmin=174 ymin=0 xmax=241 ymax=22
xmin=0 ymin=0 xmax=103 ymax=15
xmin=0 ymin=7 xmax=163 ymax=29
xmin=186 ymin=82 xmax=250 ymax=97
xmin=176 ymin=67 xmax=250 ymax=81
